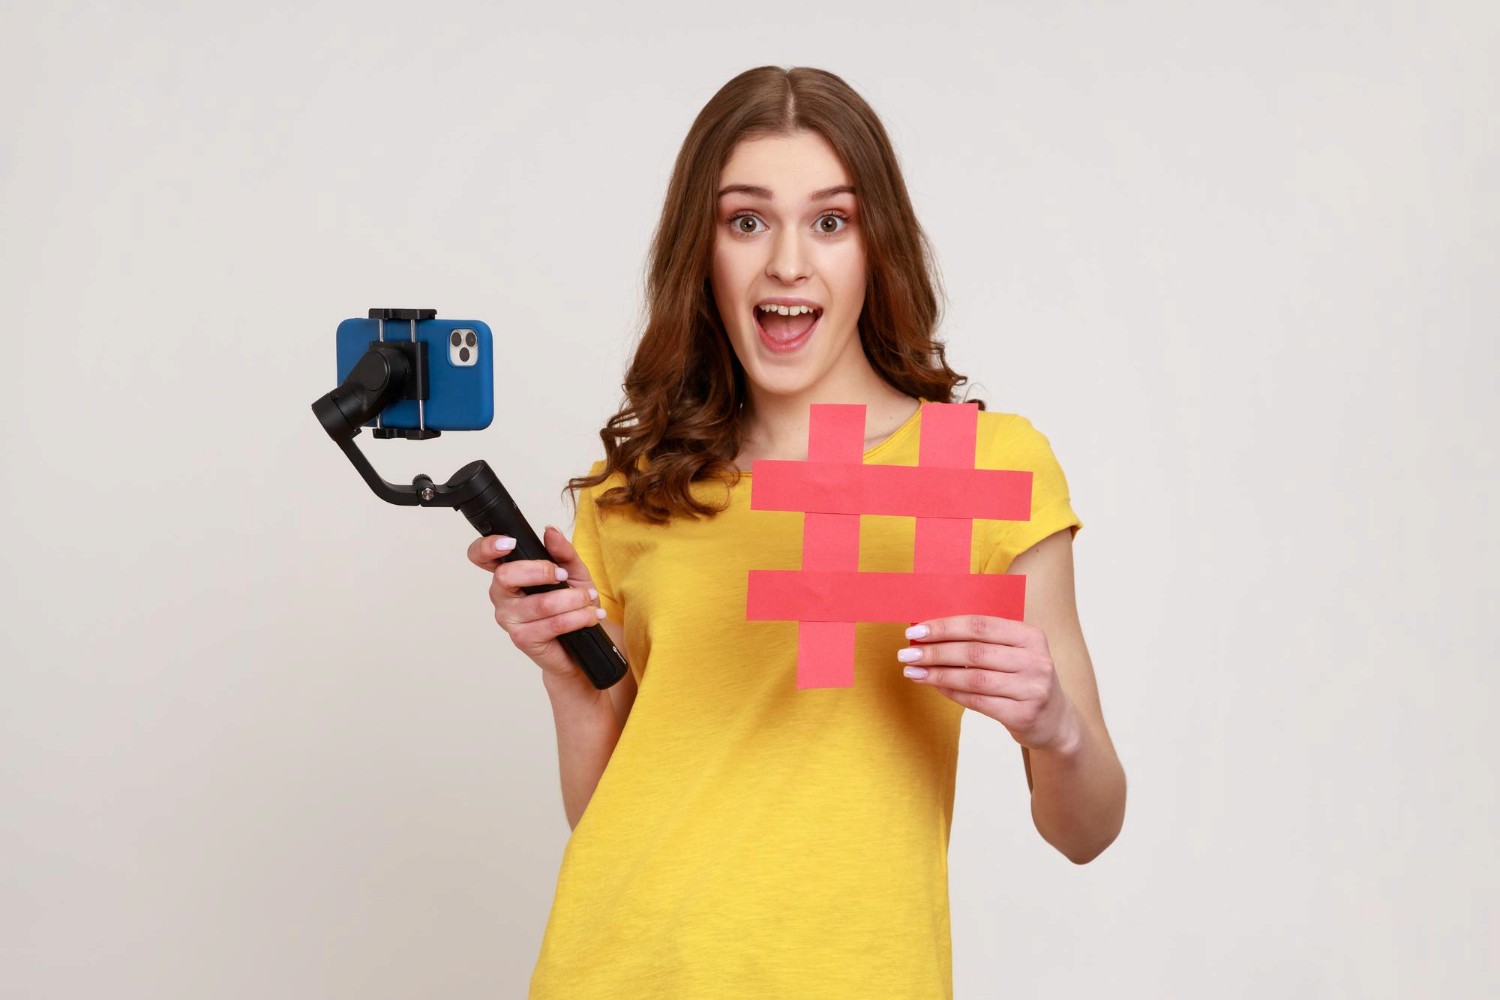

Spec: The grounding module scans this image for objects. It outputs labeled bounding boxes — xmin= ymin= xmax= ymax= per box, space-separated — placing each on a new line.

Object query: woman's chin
xmin=743 ymin=362 xmax=825 ymax=398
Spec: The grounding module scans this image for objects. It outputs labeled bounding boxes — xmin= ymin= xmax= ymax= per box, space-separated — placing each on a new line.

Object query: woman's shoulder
xmin=969 ymin=408 xmax=1067 ymax=468
xmin=970 ymin=406 xmax=1049 ymax=435
xmin=579 ymin=457 xmax=653 ymax=520
xmin=583 ymin=457 xmax=641 ymax=485
xmin=972 ymin=407 xmax=1023 ymax=442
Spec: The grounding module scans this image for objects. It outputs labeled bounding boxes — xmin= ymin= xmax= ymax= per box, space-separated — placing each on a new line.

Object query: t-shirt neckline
xmin=732 ymin=397 xmax=930 ymax=479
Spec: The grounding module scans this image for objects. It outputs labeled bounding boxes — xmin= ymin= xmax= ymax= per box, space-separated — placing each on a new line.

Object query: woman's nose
xmin=766 ymin=229 xmax=810 ymax=282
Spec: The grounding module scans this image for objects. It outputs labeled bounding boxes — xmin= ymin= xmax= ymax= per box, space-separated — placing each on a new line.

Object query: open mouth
xmin=753 ymin=305 xmax=822 ymax=353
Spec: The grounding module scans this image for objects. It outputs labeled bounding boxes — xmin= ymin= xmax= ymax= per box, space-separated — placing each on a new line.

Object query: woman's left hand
xmin=898 ymin=615 xmax=1084 ymax=754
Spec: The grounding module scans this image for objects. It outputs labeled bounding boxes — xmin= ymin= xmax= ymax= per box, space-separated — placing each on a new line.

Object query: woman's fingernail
xmin=555 ymin=567 xmax=569 ymax=581
xmin=595 ymin=608 xmax=607 ymax=619
xmin=903 ymin=666 xmax=928 ymax=679
xmin=588 ymin=587 xmax=598 ymax=601
xmin=897 ymin=648 xmax=922 ymax=663
xmin=905 ymin=624 xmax=929 ymax=640
xmin=494 ymin=536 xmax=516 ymax=553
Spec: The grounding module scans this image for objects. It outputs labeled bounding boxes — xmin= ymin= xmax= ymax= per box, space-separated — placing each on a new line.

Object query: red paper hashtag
xmin=745 ymin=402 xmax=1034 ymax=689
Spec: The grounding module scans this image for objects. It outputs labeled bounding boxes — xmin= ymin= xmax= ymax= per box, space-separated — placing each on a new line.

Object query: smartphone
xmin=335 ymin=316 xmax=494 ymax=431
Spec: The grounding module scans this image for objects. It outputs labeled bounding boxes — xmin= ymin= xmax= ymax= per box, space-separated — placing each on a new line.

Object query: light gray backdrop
xmin=3 ymin=1 xmax=1494 ymax=997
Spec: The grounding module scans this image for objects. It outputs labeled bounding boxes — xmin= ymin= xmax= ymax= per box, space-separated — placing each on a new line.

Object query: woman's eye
xmin=817 ymin=213 xmax=848 ymax=234
xmin=730 ymin=213 xmax=764 ymax=234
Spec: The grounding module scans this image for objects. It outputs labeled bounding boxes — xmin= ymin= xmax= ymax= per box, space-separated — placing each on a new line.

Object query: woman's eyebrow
xmin=717 ymin=184 xmax=856 ymax=201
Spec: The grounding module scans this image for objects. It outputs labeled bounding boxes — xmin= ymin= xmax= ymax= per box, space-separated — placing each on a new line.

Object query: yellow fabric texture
xmin=529 ymin=405 xmax=1082 ymax=999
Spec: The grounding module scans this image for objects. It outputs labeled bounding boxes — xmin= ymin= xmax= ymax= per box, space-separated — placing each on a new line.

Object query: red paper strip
xmin=747 ymin=570 xmax=1026 ymax=623
xmin=749 ymin=462 xmax=1032 ymax=520
xmin=797 ymin=622 xmax=855 ymax=689
xmin=799 ymin=405 xmax=864 ymax=687
xmin=915 ymin=402 xmax=979 ymax=576
xmin=915 ymin=518 xmax=972 ymax=576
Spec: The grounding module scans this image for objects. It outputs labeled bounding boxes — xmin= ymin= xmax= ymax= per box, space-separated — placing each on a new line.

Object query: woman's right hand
xmin=466 ymin=525 xmax=607 ymax=683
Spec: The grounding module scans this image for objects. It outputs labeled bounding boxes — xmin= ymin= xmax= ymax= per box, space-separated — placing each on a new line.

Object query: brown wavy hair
xmin=566 ymin=65 xmax=982 ymax=524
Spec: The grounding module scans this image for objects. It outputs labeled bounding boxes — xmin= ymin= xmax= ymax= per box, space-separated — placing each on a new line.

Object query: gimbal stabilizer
xmin=311 ymin=308 xmax=629 ymax=690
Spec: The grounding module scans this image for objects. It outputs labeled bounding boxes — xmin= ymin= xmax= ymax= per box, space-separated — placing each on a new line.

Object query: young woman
xmin=466 ymin=65 xmax=1126 ymax=999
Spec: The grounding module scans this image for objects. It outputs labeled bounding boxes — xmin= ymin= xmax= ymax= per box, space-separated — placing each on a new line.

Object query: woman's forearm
xmin=1028 ymin=717 xmax=1127 ymax=864
xmin=543 ymin=672 xmax=623 ymax=830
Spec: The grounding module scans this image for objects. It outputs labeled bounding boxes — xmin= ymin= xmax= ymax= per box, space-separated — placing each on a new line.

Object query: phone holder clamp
xmin=364 ymin=307 xmax=439 ymax=439
xmin=312 ymin=310 xmax=486 ymax=507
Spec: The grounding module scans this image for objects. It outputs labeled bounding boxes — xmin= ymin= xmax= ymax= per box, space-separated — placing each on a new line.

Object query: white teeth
xmin=756 ymin=303 xmax=818 ymax=316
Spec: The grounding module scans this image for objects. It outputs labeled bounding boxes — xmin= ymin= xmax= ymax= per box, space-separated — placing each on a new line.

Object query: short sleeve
xmin=570 ymin=460 xmax=624 ymax=622
xmin=980 ymin=415 xmax=1083 ymax=574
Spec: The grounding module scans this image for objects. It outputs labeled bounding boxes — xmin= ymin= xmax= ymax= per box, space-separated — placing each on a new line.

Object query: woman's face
xmin=709 ymin=130 xmax=867 ymax=402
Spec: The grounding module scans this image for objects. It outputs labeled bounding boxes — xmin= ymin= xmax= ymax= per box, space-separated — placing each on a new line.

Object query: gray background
xmin=3 ymin=1 xmax=1494 ymax=997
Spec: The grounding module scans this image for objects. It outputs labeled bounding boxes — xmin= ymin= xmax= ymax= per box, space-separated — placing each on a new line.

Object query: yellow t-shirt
xmin=529 ymin=404 xmax=1083 ymax=999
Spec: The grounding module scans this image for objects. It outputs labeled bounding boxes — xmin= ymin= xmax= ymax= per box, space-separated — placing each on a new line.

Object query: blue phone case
xmin=336 ymin=318 xmax=494 ymax=431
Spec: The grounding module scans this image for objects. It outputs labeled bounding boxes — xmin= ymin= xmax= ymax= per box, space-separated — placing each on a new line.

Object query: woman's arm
xmin=896 ymin=525 xmax=1125 ymax=861
xmin=543 ymin=668 xmax=622 ymax=831
xmin=1009 ymin=529 xmax=1126 ymax=863
xmin=542 ymin=617 xmax=635 ymax=831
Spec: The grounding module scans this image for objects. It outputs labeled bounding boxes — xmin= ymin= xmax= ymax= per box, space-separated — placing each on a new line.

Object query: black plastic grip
xmin=455 ymin=470 xmax=629 ymax=690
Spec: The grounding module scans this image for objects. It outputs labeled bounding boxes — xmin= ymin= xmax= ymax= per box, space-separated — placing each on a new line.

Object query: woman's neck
xmin=735 ymin=381 xmax=922 ymax=467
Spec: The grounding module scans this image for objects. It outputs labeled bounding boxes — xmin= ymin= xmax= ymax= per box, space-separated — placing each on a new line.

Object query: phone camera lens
xmin=460 ymin=347 xmax=470 ymax=363
xmin=465 ymin=332 xmax=476 ymax=348
xmin=450 ymin=331 xmax=462 ymax=347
